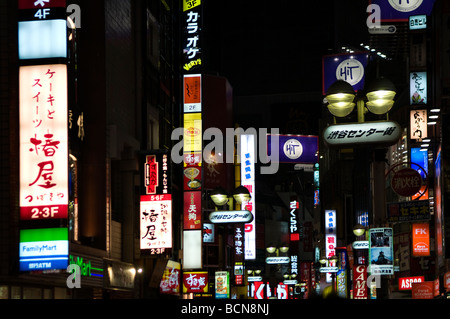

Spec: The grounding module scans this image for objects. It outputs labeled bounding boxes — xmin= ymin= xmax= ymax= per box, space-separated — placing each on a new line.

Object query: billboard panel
xmin=19 ymin=228 xmax=68 ymax=271
xmin=369 ymin=228 xmax=394 ymax=275
xmin=19 ymin=65 xmax=68 ymax=221
xmin=140 ymin=194 xmax=172 ymax=253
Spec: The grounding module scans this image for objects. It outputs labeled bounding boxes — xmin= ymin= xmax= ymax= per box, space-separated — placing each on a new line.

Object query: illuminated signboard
xmin=325 ymin=210 xmax=336 ymax=258
xmin=182 ymin=230 xmax=202 ymax=269
xmin=160 ymin=260 xmax=181 ymax=295
xmin=325 ymin=210 xmax=336 ymax=283
xmin=323 ymin=121 xmax=401 ymax=147
xmin=19 ymin=64 xmax=68 ymax=221
xmin=410 ymin=15 xmax=427 ymax=30
xmin=143 ymin=152 xmax=170 ymax=195
xmin=209 ymin=210 xmax=253 ymax=224
xmin=399 ymin=276 xmax=425 ymax=290
xmin=410 ymin=110 xmax=428 ymax=140
xmin=184 ymin=74 xmax=202 ymax=113
xmin=18 ymin=19 xmax=67 ymax=60
xmin=410 ymin=72 xmax=427 ymax=105
xmin=369 ymin=228 xmax=394 ymax=275
xmin=140 ymin=194 xmax=172 ymax=253
xmin=215 ymin=271 xmax=229 ymax=299
xmin=267 ymin=134 xmax=319 ymax=164
xmin=182 ymin=1 xmax=202 ymax=72
xmin=412 ymin=223 xmax=430 ymax=257
xmin=290 ymin=200 xmax=299 ymax=241
xmin=184 ymin=191 xmax=202 ymax=230
xmin=370 ymin=0 xmax=436 ymax=22
xmin=19 ymin=228 xmax=68 ymax=271
xmin=184 ymin=113 xmax=202 ymax=153
xmin=182 ymin=271 xmax=208 ymax=293
xmin=241 ymin=134 xmax=256 ymax=260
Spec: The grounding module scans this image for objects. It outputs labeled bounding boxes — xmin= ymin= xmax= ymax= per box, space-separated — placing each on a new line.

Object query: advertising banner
xmin=184 ymin=191 xmax=202 ymax=230
xmin=399 ymin=276 xmax=425 ymax=290
xmin=183 ymin=271 xmax=208 ymax=293
xmin=353 ymin=265 xmax=368 ymax=299
xmin=19 ymin=64 xmax=68 ymax=222
xmin=160 ymin=260 xmax=181 ymax=295
xmin=412 ymin=281 xmax=434 ymax=299
xmin=142 ymin=151 xmax=170 ymax=195
xmin=241 ymin=134 xmax=256 ymax=260
xmin=267 ymin=134 xmax=318 ymax=164
xmin=322 ymin=52 xmax=369 ymax=95
xmin=184 ymin=74 xmax=202 ymax=113
xmin=19 ymin=228 xmax=68 ymax=271
xmin=140 ymin=194 xmax=172 ymax=253
xmin=369 ymin=228 xmax=394 ymax=275
xmin=412 ymin=223 xmax=430 ymax=257
xmin=215 ymin=271 xmax=229 ymax=299
xmin=410 ymin=71 xmax=427 ymax=105
xmin=182 ymin=0 xmax=202 ymax=73
xmin=369 ymin=0 xmax=436 ymax=22
xmin=387 ymin=200 xmax=430 ymax=223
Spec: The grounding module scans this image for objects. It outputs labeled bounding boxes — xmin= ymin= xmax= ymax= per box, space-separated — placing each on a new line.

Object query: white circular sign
xmin=283 ymin=139 xmax=303 ymax=160
xmin=388 ymin=0 xmax=423 ymax=12
xmin=336 ymin=58 xmax=364 ymax=86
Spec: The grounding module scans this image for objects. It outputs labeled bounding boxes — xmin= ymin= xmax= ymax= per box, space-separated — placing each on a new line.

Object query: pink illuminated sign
xmin=19 ymin=64 xmax=68 ymax=221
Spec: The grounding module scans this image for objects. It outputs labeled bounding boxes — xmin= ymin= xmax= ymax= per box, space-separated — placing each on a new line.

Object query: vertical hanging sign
xmin=18 ymin=1 xmax=69 ymax=272
xmin=182 ymin=0 xmax=203 ymax=270
xmin=241 ymin=134 xmax=256 ymax=260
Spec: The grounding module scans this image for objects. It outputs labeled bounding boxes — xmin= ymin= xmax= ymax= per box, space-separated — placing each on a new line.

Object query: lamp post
xmin=324 ymin=78 xmax=397 ymax=299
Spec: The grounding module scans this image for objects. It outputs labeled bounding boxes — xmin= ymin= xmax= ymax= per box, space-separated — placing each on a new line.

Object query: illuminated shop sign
xmin=241 ymin=134 xmax=256 ymax=260
xmin=387 ymin=200 xmax=430 ymax=222
xmin=399 ymin=276 xmax=425 ymax=290
xmin=412 ymin=223 xmax=430 ymax=257
xmin=409 ymin=15 xmax=427 ymax=30
xmin=184 ymin=113 xmax=202 ymax=153
xmin=369 ymin=228 xmax=394 ymax=275
xmin=290 ymin=200 xmax=299 ymax=241
xmin=182 ymin=271 xmax=208 ymax=293
xmin=215 ymin=271 xmax=230 ymax=299
xmin=410 ymin=72 xmax=427 ymax=105
xmin=410 ymin=110 xmax=428 ymax=140
xmin=68 ymin=255 xmax=103 ymax=278
xmin=322 ymin=52 xmax=369 ymax=95
xmin=370 ymin=0 xmax=436 ymax=22
xmin=353 ymin=265 xmax=368 ymax=299
xmin=18 ymin=19 xmax=67 ymax=60
xmin=19 ymin=64 xmax=68 ymax=221
xmin=182 ymin=1 xmax=202 ymax=72
xmin=267 ymin=134 xmax=318 ymax=164
xmin=323 ymin=121 xmax=401 ymax=147
xmin=143 ymin=152 xmax=170 ymax=195
xmin=182 ymin=230 xmax=202 ymax=270
xmin=209 ymin=211 xmax=253 ymax=224
xmin=140 ymin=194 xmax=172 ymax=253
xmin=184 ymin=191 xmax=202 ymax=230
xmin=19 ymin=228 xmax=68 ymax=271
xmin=160 ymin=260 xmax=181 ymax=295
xmin=184 ymin=74 xmax=202 ymax=113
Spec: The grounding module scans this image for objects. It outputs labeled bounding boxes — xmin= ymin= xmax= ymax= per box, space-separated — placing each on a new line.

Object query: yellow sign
xmin=183 ymin=0 xmax=201 ymax=12
xmin=184 ymin=113 xmax=202 ymax=153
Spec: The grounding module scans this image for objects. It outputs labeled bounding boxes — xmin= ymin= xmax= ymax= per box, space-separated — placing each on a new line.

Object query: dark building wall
xmin=0 ymin=0 xmax=19 ymax=278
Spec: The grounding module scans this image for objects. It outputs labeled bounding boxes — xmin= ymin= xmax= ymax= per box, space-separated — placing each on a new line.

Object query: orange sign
xmin=412 ymin=223 xmax=430 ymax=257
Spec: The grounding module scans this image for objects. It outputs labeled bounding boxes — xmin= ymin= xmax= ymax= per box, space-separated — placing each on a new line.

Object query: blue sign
xmin=370 ymin=0 xmax=436 ymax=22
xmin=322 ymin=52 xmax=369 ymax=95
xmin=267 ymin=135 xmax=318 ymax=164
xmin=411 ymin=147 xmax=428 ymax=179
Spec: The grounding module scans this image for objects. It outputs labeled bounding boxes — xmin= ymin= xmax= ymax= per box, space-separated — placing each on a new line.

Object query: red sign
xmin=182 ymin=272 xmax=208 ymax=293
xmin=145 ymin=155 xmax=158 ymax=194
xmin=183 ymin=191 xmax=202 ymax=230
xmin=399 ymin=276 xmax=425 ymax=290
xmin=19 ymin=0 xmax=66 ymax=9
xmin=412 ymin=223 xmax=430 ymax=257
xmin=412 ymin=281 xmax=434 ymax=299
xmin=352 ymin=265 xmax=368 ymax=299
xmin=391 ymin=168 xmax=422 ymax=197
xmin=20 ymin=204 xmax=67 ymax=220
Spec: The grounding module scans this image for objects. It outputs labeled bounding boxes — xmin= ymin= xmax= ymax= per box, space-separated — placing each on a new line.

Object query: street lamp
xmin=210 ymin=185 xmax=251 ymax=208
xmin=353 ymin=223 xmax=366 ymax=237
xmin=325 ymin=77 xmax=396 ymax=122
